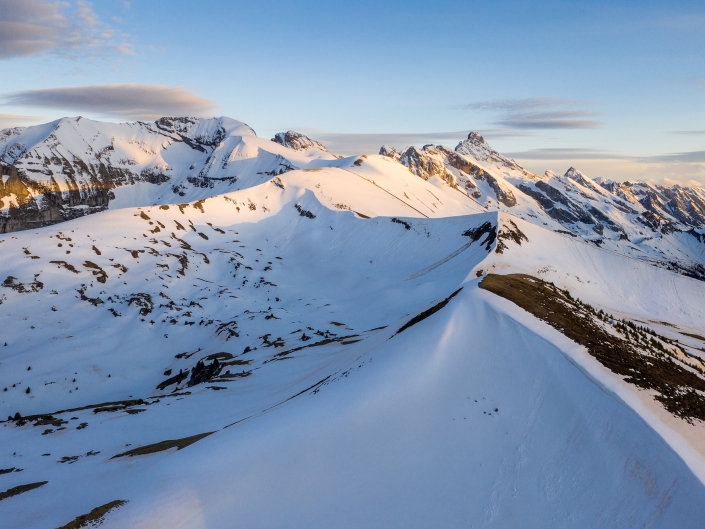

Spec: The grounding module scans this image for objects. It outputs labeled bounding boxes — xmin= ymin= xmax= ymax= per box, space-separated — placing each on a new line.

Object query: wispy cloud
xmin=463 ymin=97 xmax=601 ymax=130
xmin=2 ymin=84 xmax=217 ymax=121
xmin=505 ymin=147 xmax=627 ymax=161
xmin=671 ymin=130 xmax=705 ymax=135
xmin=637 ymin=151 xmax=705 ymax=164
xmin=0 ymin=0 xmax=133 ymax=60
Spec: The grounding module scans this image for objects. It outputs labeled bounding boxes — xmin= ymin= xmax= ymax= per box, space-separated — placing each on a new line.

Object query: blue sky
xmin=1 ymin=0 xmax=704 ymax=184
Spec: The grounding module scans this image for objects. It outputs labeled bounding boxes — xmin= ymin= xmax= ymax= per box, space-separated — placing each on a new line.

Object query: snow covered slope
xmin=1 ymin=167 xmax=705 ymax=527
xmin=383 ymin=133 xmax=705 ymax=280
xmin=2 ymin=120 xmax=705 ymax=528
xmin=0 ymin=117 xmax=335 ymax=232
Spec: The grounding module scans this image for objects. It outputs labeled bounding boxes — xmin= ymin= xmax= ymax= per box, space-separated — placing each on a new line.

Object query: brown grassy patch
xmin=57 ymin=500 xmax=127 ymax=529
xmin=0 ymin=481 xmax=47 ymax=501
xmin=480 ymin=273 xmax=705 ymax=422
xmin=111 ymin=432 xmax=214 ymax=459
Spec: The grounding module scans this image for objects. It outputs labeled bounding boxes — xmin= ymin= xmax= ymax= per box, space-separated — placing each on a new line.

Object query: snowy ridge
xmin=382 ymin=132 xmax=705 ymax=280
xmin=0 ymin=117 xmax=335 ymax=232
xmin=1 ymin=120 xmax=705 ymax=528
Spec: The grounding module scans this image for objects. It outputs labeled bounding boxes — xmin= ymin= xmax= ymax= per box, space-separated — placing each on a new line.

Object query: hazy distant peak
xmin=272 ymin=131 xmax=329 ymax=152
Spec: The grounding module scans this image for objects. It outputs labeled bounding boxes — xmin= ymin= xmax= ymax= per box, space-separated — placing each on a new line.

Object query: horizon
xmin=0 ymin=0 xmax=703 ymax=185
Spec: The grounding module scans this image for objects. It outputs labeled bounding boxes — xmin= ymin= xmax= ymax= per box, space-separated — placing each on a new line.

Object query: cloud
xmin=2 ymin=84 xmax=217 ymax=121
xmin=505 ymin=147 xmax=627 ymax=161
xmin=637 ymin=150 xmax=705 ymax=164
xmin=671 ymin=130 xmax=705 ymax=135
xmin=0 ymin=0 xmax=133 ymax=60
xmin=464 ymin=97 xmax=601 ymax=130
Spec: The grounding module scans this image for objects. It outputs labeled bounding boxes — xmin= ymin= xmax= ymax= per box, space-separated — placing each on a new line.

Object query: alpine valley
xmin=1 ymin=117 xmax=705 ymax=528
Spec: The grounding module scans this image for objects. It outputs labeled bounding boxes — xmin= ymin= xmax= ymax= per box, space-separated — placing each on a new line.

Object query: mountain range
xmin=1 ymin=117 xmax=705 ymax=528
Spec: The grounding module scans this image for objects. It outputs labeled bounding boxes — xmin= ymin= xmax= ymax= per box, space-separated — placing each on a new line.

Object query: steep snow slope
xmin=1 ymin=170 xmax=705 ymax=527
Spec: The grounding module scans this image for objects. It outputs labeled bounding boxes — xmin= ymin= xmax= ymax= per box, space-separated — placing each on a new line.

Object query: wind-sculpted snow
xmin=2 ymin=124 xmax=705 ymax=528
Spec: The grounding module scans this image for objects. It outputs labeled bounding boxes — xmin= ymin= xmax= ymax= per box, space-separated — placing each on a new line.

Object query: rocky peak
xmin=455 ymin=131 xmax=530 ymax=175
xmin=398 ymin=146 xmax=454 ymax=184
xmin=379 ymin=145 xmax=400 ymax=160
xmin=564 ymin=167 xmax=582 ymax=179
xmin=272 ymin=131 xmax=328 ymax=152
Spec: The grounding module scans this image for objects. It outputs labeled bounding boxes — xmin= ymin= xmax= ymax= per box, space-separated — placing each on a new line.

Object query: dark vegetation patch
xmin=168 ymin=252 xmax=189 ymax=275
xmin=188 ymin=359 xmax=223 ymax=386
xmin=193 ymin=199 xmax=206 ymax=213
xmin=112 ymin=432 xmax=213 ymax=458
xmin=295 ymin=203 xmax=316 ymax=219
xmin=479 ymin=274 xmax=705 ymax=423
xmin=396 ymin=288 xmax=463 ymax=335
xmin=391 ymin=218 xmax=411 ymax=230
xmin=0 ymin=467 xmax=21 ymax=475
xmin=94 ymin=400 xmax=144 ymax=413
xmin=91 ymin=245 xmax=101 ymax=255
xmin=462 ymin=222 xmax=496 ymax=250
xmin=2 ymin=275 xmax=43 ymax=293
xmin=4 ymin=399 xmax=148 ymax=426
xmin=0 ymin=481 xmax=47 ymax=501
xmin=56 ymin=499 xmax=127 ymax=529
xmin=157 ymin=369 xmax=189 ymax=390
xmin=82 ymin=261 xmax=107 ymax=283
xmin=265 ymin=334 xmax=360 ymax=362
xmin=50 ymin=260 xmax=80 ymax=273
xmin=127 ymin=293 xmax=153 ymax=316
xmin=77 ymin=286 xmax=103 ymax=306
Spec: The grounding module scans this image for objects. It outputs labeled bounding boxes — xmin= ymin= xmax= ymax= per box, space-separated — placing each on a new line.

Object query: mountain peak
xmin=564 ymin=166 xmax=583 ymax=179
xmin=467 ymin=131 xmax=487 ymax=144
xmin=272 ymin=131 xmax=328 ymax=152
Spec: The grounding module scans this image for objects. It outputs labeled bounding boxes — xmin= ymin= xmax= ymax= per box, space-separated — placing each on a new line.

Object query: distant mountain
xmin=381 ymin=132 xmax=705 ymax=280
xmin=1 ymin=117 xmax=704 ymax=280
xmin=0 ymin=116 xmax=333 ymax=232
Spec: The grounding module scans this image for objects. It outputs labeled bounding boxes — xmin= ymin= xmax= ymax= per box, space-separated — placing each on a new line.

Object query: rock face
xmin=0 ymin=117 xmax=335 ymax=233
xmin=271 ymin=131 xmax=329 ymax=152
xmin=380 ymin=131 xmax=705 ymax=280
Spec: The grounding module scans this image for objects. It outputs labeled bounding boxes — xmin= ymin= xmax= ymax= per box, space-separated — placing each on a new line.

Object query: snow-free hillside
xmin=2 ymin=167 xmax=705 ymax=528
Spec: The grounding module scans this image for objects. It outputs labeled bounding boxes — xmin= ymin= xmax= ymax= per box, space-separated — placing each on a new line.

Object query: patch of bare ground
xmin=480 ymin=273 xmax=705 ymax=423
xmin=57 ymin=500 xmax=127 ymax=529
xmin=111 ymin=432 xmax=214 ymax=458
xmin=0 ymin=481 xmax=47 ymax=501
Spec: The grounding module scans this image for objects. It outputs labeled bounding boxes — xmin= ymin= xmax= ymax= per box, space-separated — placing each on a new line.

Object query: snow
xmin=1 ymin=119 xmax=705 ymax=527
